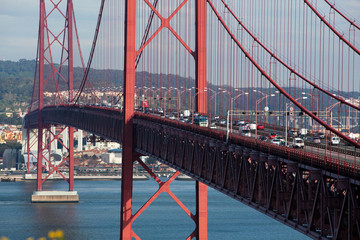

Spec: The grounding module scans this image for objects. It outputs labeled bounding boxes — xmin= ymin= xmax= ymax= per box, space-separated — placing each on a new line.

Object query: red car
xmin=269 ymin=132 xmax=277 ymax=139
xmin=257 ymin=124 xmax=265 ymax=130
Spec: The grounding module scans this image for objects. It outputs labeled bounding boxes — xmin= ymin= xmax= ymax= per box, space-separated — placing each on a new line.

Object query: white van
xmin=249 ymin=122 xmax=257 ymax=130
xmin=241 ymin=126 xmax=251 ymax=137
xmin=330 ymin=137 xmax=340 ymax=145
xmin=292 ymin=138 xmax=304 ymax=149
xmin=271 ymin=138 xmax=281 ymax=145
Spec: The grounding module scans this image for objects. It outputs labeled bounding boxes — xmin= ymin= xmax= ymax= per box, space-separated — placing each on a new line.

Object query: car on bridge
xmin=210 ymin=119 xmax=217 ymax=129
xmin=157 ymin=108 xmax=164 ymax=114
xmin=219 ymin=118 xmax=227 ymax=125
xmin=194 ymin=115 xmax=209 ymax=127
xmin=280 ymin=140 xmax=289 ymax=147
xmin=312 ymin=137 xmax=321 ymax=144
xmin=329 ymin=136 xmax=340 ymax=145
xmin=270 ymin=138 xmax=281 ymax=145
xmin=288 ymin=130 xmax=298 ymax=138
xmin=257 ymin=124 xmax=265 ymax=130
xmin=292 ymin=138 xmax=304 ymax=148
xmin=249 ymin=122 xmax=257 ymax=130
xmin=269 ymin=132 xmax=277 ymax=139
xmin=239 ymin=122 xmax=249 ymax=128
xmin=233 ymin=120 xmax=241 ymax=127
xmin=298 ymin=128 xmax=308 ymax=138
xmin=275 ymin=136 xmax=285 ymax=142
xmin=179 ymin=117 xmax=187 ymax=123
xmin=315 ymin=132 xmax=325 ymax=139
xmin=241 ymin=127 xmax=251 ymax=137
xmin=258 ymin=135 xmax=267 ymax=141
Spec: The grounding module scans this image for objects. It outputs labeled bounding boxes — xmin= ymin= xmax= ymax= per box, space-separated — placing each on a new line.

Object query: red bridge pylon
xmin=121 ymin=0 xmax=208 ymax=238
xmin=28 ymin=0 xmax=78 ymax=202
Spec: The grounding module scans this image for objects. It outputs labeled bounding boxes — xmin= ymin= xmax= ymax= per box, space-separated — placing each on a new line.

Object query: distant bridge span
xmin=25 ymin=105 xmax=360 ymax=239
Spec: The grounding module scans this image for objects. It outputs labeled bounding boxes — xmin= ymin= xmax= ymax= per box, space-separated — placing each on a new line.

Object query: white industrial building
xmin=100 ymin=149 xmax=122 ymax=164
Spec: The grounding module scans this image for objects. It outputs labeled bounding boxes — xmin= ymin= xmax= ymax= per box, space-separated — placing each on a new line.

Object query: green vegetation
xmin=0 ymin=114 xmax=22 ymax=125
xmin=0 ymin=59 xmax=34 ymax=113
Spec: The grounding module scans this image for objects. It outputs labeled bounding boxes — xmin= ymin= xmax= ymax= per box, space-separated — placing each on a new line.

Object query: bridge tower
xmin=195 ymin=0 xmax=208 ymax=238
xmin=121 ymin=0 xmax=208 ymax=239
xmin=29 ymin=0 xmax=78 ymax=202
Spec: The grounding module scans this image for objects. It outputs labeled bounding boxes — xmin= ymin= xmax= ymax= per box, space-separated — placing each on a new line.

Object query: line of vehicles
xmin=142 ymin=107 xmax=353 ymax=149
xmin=238 ymin=121 xmax=343 ymax=148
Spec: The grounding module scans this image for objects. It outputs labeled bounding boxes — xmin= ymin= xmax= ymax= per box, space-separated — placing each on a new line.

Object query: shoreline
xmin=0 ymin=172 xmax=194 ymax=182
xmin=0 ymin=174 xmax=150 ymax=182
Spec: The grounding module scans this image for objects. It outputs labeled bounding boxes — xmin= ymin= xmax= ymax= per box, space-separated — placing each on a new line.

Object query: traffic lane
xmin=177 ymin=118 xmax=359 ymax=158
xmin=303 ymin=144 xmax=360 ymax=166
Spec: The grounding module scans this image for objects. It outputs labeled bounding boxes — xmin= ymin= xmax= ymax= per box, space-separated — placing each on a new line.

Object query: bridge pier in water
xmin=29 ymin=125 xmax=78 ymax=203
xmin=29 ymin=0 xmax=78 ymax=203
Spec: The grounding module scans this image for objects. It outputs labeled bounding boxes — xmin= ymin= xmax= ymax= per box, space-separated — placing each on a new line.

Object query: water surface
xmin=0 ymin=180 xmax=309 ymax=239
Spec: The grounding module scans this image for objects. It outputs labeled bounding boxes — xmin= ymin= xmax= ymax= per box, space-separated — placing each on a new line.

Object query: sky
xmin=0 ymin=0 xmax=100 ymax=61
xmin=0 ymin=0 xmax=359 ymax=62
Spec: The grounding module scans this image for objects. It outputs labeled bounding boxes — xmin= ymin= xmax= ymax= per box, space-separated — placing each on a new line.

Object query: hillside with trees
xmin=1 ymin=59 xmax=358 ymax=127
xmin=0 ymin=59 xmax=34 ymax=113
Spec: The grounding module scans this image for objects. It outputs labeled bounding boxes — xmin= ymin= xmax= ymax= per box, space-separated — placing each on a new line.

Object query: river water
xmin=0 ymin=179 xmax=309 ymax=239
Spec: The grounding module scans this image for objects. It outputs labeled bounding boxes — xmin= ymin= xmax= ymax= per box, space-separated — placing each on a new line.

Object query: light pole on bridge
xmin=254 ymin=89 xmax=277 ymax=139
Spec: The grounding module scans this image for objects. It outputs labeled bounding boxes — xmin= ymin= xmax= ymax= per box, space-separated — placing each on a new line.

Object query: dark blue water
xmin=0 ymin=179 xmax=309 ymax=239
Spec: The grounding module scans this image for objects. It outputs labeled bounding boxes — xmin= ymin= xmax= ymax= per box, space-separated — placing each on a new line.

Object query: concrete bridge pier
xmin=31 ymin=191 xmax=79 ymax=203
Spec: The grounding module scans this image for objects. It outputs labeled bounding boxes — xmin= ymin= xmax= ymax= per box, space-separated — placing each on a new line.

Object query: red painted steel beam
xmin=27 ymin=128 xmax=30 ymax=174
xmin=37 ymin=0 xmax=45 ymax=191
xmin=196 ymin=0 xmax=207 ymax=115
xmin=196 ymin=1 xmax=208 ymax=239
xmin=323 ymin=0 xmax=360 ymax=30
xmin=137 ymin=0 xmax=192 ymax=57
xmin=121 ymin=0 xmax=137 ymax=239
xmin=68 ymin=127 xmax=74 ymax=190
xmin=68 ymin=0 xmax=75 ymax=191
xmin=68 ymin=0 xmax=74 ymax=98
xmin=304 ymin=0 xmax=360 ymax=54
xmin=196 ymin=181 xmax=208 ymax=240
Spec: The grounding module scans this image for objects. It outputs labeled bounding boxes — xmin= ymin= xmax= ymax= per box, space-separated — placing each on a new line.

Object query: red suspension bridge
xmin=24 ymin=0 xmax=360 ymax=239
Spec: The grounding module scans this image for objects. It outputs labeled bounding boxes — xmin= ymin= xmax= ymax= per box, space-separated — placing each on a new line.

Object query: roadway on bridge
xmin=197 ymin=118 xmax=359 ymax=164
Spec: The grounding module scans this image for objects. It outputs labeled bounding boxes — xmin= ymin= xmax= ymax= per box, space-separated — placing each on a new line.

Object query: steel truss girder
xmin=27 ymin=107 xmax=360 ymax=179
xmin=25 ymin=107 xmax=360 ymax=238
xmin=25 ymin=106 xmax=123 ymax=143
xmin=29 ymin=125 xmax=74 ymax=186
xmin=134 ymin=118 xmax=360 ymax=240
xmin=132 ymin=158 xmax=198 ymax=239
xmin=34 ymin=0 xmax=75 ymax=191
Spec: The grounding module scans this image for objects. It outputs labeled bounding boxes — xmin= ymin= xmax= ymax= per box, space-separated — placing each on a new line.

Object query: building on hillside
xmin=100 ymin=149 xmax=122 ymax=164
xmin=5 ymin=112 xmax=13 ymax=118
